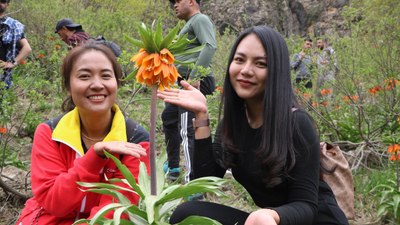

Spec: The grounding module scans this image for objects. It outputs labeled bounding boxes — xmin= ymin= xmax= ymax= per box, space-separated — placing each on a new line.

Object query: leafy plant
xmin=74 ymin=151 xmax=225 ymax=225
xmin=372 ymin=179 xmax=400 ymax=223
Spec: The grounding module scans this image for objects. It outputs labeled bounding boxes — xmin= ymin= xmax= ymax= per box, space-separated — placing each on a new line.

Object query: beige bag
xmin=320 ymin=142 xmax=355 ymax=220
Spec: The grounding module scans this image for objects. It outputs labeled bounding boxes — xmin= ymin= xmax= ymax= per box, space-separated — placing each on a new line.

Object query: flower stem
xmin=150 ymin=86 xmax=158 ymax=195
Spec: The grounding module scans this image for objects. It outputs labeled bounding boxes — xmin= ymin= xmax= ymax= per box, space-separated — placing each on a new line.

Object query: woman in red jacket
xmin=16 ymin=42 xmax=150 ymax=224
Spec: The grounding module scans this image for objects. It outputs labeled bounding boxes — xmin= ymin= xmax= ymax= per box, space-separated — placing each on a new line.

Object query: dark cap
xmin=54 ymin=18 xmax=82 ymax=33
xmin=169 ymin=0 xmax=200 ymax=4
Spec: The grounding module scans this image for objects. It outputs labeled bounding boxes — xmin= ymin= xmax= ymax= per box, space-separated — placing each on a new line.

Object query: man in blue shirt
xmin=0 ymin=0 xmax=31 ymax=89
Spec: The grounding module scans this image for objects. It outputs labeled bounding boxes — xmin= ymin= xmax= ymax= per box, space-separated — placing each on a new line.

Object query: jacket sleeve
xmin=30 ymin=123 xmax=109 ymax=217
xmin=273 ymin=111 xmax=320 ymax=225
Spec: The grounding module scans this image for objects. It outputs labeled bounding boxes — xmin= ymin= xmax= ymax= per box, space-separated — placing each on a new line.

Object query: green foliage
xmin=372 ymin=179 xmax=400 ymax=223
xmin=290 ymin=0 xmax=400 ymax=145
xmin=73 ymin=151 xmax=225 ymax=225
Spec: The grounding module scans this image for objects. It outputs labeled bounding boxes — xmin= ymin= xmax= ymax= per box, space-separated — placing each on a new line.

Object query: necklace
xmin=81 ymin=132 xmax=105 ymax=142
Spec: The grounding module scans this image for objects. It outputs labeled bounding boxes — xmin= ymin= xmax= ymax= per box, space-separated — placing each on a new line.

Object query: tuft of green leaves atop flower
xmin=125 ymin=19 xmax=203 ymax=90
xmin=73 ymin=151 xmax=225 ymax=225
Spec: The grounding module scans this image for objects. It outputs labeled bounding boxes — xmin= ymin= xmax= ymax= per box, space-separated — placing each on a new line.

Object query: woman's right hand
xmin=93 ymin=141 xmax=147 ymax=159
xmin=157 ymin=80 xmax=208 ymax=117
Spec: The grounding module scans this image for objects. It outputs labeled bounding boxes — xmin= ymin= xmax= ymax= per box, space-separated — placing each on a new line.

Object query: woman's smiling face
xmin=68 ymin=50 xmax=118 ymax=116
xmin=229 ymin=33 xmax=268 ymax=103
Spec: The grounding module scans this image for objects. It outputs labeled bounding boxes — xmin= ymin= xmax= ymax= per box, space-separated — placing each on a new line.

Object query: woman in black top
xmin=158 ymin=26 xmax=348 ymax=225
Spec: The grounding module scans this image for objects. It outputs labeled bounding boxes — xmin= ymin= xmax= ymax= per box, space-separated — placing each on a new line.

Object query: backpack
xmin=320 ymin=142 xmax=355 ymax=220
xmin=44 ymin=114 xmax=149 ymax=144
xmin=291 ymin=108 xmax=355 ymax=219
xmin=93 ymin=35 xmax=122 ymax=57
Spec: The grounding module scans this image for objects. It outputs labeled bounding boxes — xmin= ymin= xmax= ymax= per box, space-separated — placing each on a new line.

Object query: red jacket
xmin=16 ymin=106 xmax=150 ymax=224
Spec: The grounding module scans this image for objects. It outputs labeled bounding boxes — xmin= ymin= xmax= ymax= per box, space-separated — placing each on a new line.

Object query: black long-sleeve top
xmin=193 ymin=110 xmax=321 ymax=225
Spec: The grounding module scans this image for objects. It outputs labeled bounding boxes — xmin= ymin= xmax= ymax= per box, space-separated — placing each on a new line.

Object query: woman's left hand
xmin=93 ymin=141 xmax=147 ymax=158
xmin=245 ymin=209 xmax=280 ymax=225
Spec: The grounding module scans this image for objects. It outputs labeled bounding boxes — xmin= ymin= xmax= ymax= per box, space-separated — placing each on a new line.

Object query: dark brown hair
xmin=61 ymin=41 xmax=122 ymax=112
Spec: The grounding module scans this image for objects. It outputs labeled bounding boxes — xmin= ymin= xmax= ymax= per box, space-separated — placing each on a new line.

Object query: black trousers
xmin=161 ymin=76 xmax=215 ymax=181
xmin=170 ymin=191 xmax=349 ymax=225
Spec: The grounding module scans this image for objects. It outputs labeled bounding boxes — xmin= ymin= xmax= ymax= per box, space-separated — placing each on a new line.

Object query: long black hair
xmin=221 ymin=25 xmax=299 ymax=187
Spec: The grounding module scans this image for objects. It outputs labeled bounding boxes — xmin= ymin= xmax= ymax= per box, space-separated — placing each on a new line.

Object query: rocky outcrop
xmin=201 ymin=0 xmax=349 ymax=37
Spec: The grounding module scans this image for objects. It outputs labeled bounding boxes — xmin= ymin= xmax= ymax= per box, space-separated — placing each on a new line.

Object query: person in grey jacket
xmin=291 ymin=38 xmax=314 ymax=89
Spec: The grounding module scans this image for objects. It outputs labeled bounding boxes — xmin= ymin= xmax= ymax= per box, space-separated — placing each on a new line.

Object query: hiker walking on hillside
xmin=158 ymin=25 xmax=349 ymax=225
xmin=0 ymin=0 xmax=31 ymax=89
xmin=162 ymin=0 xmax=217 ymax=183
xmin=54 ymin=18 xmax=121 ymax=57
xmin=54 ymin=18 xmax=90 ymax=49
xmin=15 ymin=42 xmax=150 ymax=225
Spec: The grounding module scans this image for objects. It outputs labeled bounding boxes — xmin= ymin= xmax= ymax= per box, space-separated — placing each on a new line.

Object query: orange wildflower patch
xmin=131 ymin=48 xmax=179 ymax=90
xmin=0 ymin=127 xmax=7 ymax=134
xmin=303 ymin=92 xmax=311 ymax=100
xmin=368 ymin=86 xmax=383 ymax=95
xmin=54 ymin=44 xmax=61 ymax=50
xmin=38 ymin=54 xmax=45 ymax=59
xmin=216 ymin=86 xmax=223 ymax=93
xmin=351 ymin=95 xmax=359 ymax=101
xmin=342 ymin=96 xmax=350 ymax=103
xmin=388 ymin=144 xmax=400 ymax=154
xmin=19 ymin=59 xmax=27 ymax=65
xmin=320 ymin=89 xmax=332 ymax=96
xmin=320 ymin=101 xmax=329 ymax=107
xmin=384 ymin=78 xmax=399 ymax=90
xmin=388 ymin=144 xmax=400 ymax=161
xmin=312 ymin=101 xmax=318 ymax=107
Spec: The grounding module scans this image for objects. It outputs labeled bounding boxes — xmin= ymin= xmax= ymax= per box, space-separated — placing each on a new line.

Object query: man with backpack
xmin=54 ymin=18 xmax=121 ymax=57
xmin=54 ymin=18 xmax=90 ymax=49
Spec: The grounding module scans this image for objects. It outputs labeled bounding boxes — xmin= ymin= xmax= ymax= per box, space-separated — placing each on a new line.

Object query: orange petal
xmin=161 ymin=48 xmax=174 ymax=64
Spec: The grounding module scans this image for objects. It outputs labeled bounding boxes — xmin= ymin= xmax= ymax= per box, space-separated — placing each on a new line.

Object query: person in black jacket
xmin=158 ymin=25 xmax=348 ymax=225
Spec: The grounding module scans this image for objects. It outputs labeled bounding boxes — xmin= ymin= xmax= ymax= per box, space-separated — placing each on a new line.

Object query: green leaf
xmin=174 ymin=45 xmax=204 ymax=57
xmin=122 ymin=68 xmax=138 ymax=82
xmin=160 ymin=24 xmax=180 ymax=49
xmin=84 ymin=188 xmax=132 ymax=205
xmin=125 ymin=205 xmax=149 ymax=225
xmin=138 ymin=23 xmax=155 ymax=53
xmin=138 ymin=162 xmax=151 ymax=196
xmin=156 ymin=150 xmax=167 ymax=195
xmin=156 ymin=177 xmax=226 ymax=205
xmin=158 ymin=198 xmax=182 ymax=220
xmin=124 ymin=34 xmax=144 ymax=48
xmin=154 ymin=19 xmax=163 ymax=50
xmin=393 ymin=193 xmax=400 ymax=218
xmin=177 ymin=215 xmax=223 ymax=225
xmin=144 ymin=195 xmax=158 ymax=224
xmin=89 ymin=203 xmax=123 ymax=225
xmin=104 ymin=151 xmax=144 ymax=199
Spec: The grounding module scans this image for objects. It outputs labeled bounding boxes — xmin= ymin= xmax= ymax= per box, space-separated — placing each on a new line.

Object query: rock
xmin=201 ymin=0 xmax=348 ymax=37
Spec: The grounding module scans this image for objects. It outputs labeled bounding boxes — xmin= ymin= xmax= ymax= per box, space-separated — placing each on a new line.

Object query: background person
xmin=162 ymin=0 xmax=217 ymax=183
xmin=0 ymin=0 xmax=31 ymax=89
xmin=291 ymin=37 xmax=314 ymax=89
xmin=15 ymin=42 xmax=150 ymax=225
xmin=158 ymin=26 xmax=348 ymax=225
xmin=54 ymin=18 xmax=90 ymax=49
xmin=316 ymin=37 xmax=337 ymax=101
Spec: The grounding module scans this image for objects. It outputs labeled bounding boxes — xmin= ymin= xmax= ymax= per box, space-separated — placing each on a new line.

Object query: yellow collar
xmin=52 ymin=104 xmax=127 ymax=156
